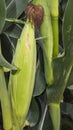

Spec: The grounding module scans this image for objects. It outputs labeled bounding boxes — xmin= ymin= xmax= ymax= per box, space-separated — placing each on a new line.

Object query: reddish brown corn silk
xmin=26 ymin=4 xmax=44 ymax=28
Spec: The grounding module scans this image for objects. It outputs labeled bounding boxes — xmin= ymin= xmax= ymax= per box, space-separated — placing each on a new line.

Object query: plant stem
xmin=48 ymin=0 xmax=59 ymax=57
xmin=32 ymin=0 xmax=54 ymax=85
xmin=5 ymin=18 xmax=25 ymax=24
xmin=49 ymin=103 xmax=60 ymax=130
xmin=0 ymin=68 xmax=13 ymax=130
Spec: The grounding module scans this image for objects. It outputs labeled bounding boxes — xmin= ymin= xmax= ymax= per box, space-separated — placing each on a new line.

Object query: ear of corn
xmin=32 ymin=0 xmax=54 ymax=85
xmin=8 ymin=20 xmax=36 ymax=129
xmin=47 ymin=0 xmax=59 ymax=57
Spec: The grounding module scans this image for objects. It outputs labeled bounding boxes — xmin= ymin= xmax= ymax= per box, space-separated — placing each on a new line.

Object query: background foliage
xmin=0 ymin=0 xmax=73 ymax=130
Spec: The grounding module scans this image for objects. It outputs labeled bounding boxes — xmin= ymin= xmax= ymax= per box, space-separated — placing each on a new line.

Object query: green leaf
xmin=15 ymin=0 xmax=29 ymax=17
xmin=6 ymin=0 xmax=16 ymax=18
xmin=5 ymin=24 xmax=22 ymax=39
xmin=5 ymin=0 xmax=11 ymax=6
xmin=0 ymin=0 xmax=6 ymax=33
xmin=67 ymin=68 xmax=73 ymax=87
xmin=33 ymin=62 xmax=46 ymax=97
xmin=61 ymin=102 xmax=73 ymax=130
xmin=62 ymin=0 xmax=73 ymax=87
xmin=3 ymin=0 xmax=16 ymax=31
xmin=63 ymin=0 xmax=73 ymax=54
xmin=61 ymin=102 xmax=73 ymax=120
xmin=48 ymin=56 xmax=73 ymax=89
xmin=1 ymin=33 xmax=15 ymax=56
xmin=0 ymin=40 xmax=17 ymax=71
xmin=67 ymin=85 xmax=73 ymax=90
xmin=26 ymin=98 xmax=39 ymax=127
xmin=47 ymin=42 xmax=73 ymax=103
xmin=53 ymin=56 xmax=64 ymax=82
xmin=42 ymin=107 xmax=53 ymax=130
xmin=0 ymin=53 xmax=17 ymax=71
